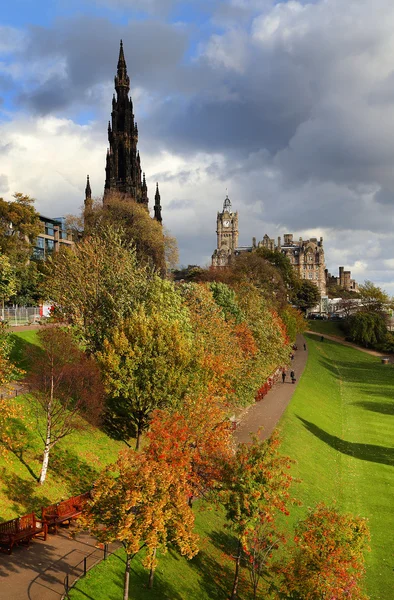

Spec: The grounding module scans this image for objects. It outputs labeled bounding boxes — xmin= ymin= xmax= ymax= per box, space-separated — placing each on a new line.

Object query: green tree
xmin=291 ymin=279 xmax=321 ymax=312
xmin=0 ymin=254 xmax=17 ymax=311
xmin=256 ymin=247 xmax=297 ymax=288
xmin=98 ymin=306 xmax=195 ymax=449
xmin=358 ymin=280 xmax=393 ymax=313
xmin=209 ymin=281 xmax=244 ymax=324
xmin=42 ymin=224 xmax=149 ymax=353
xmin=344 ymin=311 xmax=388 ymax=348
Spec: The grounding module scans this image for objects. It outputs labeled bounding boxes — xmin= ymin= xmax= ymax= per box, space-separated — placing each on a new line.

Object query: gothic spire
xmin=154 ymin=182 xmax=162 ymax=224
xmin=115 ymin=39 xmax=130 ymax=93
xmin=85 ymin=174 xmax=91 ymax=199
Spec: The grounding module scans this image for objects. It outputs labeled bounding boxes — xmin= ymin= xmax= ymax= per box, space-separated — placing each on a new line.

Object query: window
xmin=45 ymin=239 xmax=54 ymax=254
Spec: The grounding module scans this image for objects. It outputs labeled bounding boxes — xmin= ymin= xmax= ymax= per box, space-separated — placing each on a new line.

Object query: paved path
xmin=0 ymin=528 xmax=119 ymax=600
xmin=306 ymin=330 xmax=394 ymax=362
xmin=235 ymin=334 xmax=308 ymax=444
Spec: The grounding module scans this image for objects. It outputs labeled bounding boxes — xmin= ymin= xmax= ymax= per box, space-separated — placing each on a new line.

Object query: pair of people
xmin=282 ymin=369 xmax=296 ymax=383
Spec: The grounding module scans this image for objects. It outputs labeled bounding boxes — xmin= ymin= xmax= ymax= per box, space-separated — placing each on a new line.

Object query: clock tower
xmin=212 ymin=195 xmax=239 ymax=266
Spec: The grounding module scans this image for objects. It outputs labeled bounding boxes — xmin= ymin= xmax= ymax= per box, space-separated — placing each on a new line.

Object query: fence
xmin=1 ymin=307 xmax=41 ymax=326
xmin=62 ymin=541 xmax=120 ymax=599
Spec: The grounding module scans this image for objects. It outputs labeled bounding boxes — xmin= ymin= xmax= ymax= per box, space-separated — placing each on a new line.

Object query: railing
xmin=1 ymin=307 xmax=41 ymax=326
xmin=62 ymin=542 xmax=120 ymax=599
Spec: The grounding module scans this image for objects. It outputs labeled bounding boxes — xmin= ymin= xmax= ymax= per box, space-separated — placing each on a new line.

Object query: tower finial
xmin=154 ymin=182 xmax=162 ymax=224
xmin=85 ymin=174 xmax=92 ymax=199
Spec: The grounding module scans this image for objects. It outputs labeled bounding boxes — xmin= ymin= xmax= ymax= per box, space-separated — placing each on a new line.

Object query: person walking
xmin=282 ymin=370 xmax=286 ymax=383
xmin=304 ymin=343 xmax=307 ymax=351
xmin=290 ymin=370 xmax=296 ymax=384
xmin=320 ymin=336 xmax=324 ymax=342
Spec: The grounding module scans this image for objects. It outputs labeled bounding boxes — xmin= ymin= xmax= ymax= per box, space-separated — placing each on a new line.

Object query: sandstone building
xmin=211 ymin=196 xmax=327 ymax=295
xmin=325 ymin=266 xmax=359 ymax=292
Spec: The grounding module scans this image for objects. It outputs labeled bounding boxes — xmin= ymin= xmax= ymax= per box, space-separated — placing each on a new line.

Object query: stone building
xmin=85 ymin=41 xmax=162 ymax=223
xmin=211 ymin=197 xmax=327 ymax=295
xmin=325 ymin=266 xmax=359 ymax=292
xmin=211 ymin=195 xmax=239 ymax=267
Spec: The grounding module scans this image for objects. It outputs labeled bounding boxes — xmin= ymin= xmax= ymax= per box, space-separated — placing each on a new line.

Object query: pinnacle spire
xmin=115 ymin=39 xmax=130 ymax=92
xmin=154 ymin=182 xmax=162 ymax=224
xmin=85 ymin=174 xmax=92 ymax=199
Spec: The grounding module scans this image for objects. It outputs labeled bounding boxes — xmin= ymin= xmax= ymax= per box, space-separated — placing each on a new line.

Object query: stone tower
xmin=104 ymin=40 xmax=158 ymax=217
xmin=211 ymin=195 xmax=239 ymax=266
xmin=154 ymin=183 xmax=162 ymax=224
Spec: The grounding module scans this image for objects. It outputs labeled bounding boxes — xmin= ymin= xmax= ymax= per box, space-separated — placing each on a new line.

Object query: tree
xmin=85 ymin=193 xmax=168 ymax=274
xmin=291 ymin=279 xmax=321 ymax=312
xmin=0 ymin=193 xmax=41 ymax=264
xmin=0 ymin=254 xmax=17 ymax=311
xmin=98 ymin=306 xmax=195 ymax=449
xmin=275 ymin=503 xmax=370 ymax=600
xmin=343 ymin=311 xmax=388 ymax=348
xmin=222 ymin=431 xmax=297 ymax=599
xmin=0 ymin=323 xmax=23 ymax=455
xmin=358 ymin=280 xmax=393 ymax=313
xmin=84 ymin=449 xmax=199 ymax=599
xmin=209 ymin=281 xmax=244 ymax=324
xmin=42 ymin=224 xmax=149 ymax=353
xmin=26 ymin=327 xmax=104 ymax=484
xmin=256 ymin=247 xmax=297 ymax=288
xmin=280 ymin=306 xmax=306 ymax=342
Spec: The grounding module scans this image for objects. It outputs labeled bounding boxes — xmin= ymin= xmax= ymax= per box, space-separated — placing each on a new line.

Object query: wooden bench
xmin=41 ymin=492 xmax=90 ymax=533
xmin=0 ymin=513 xmax=47 ymax=555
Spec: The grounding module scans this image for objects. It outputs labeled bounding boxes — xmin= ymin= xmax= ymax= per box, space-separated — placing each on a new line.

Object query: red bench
xmin=0 ymin=513 xmax=47 ymax=555
xmin=41 ymin=492 xmax=90 ymax=533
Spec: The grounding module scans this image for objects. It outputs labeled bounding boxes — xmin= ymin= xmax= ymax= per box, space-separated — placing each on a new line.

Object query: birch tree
xmin=26 ymin=327 xmax=104 ymax=484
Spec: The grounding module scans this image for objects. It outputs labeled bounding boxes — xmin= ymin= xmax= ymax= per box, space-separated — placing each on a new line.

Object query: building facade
xmin=325 ymin=266 xmax=359 ymax=292
xmin=211 ymin=195 xmax=239 ymax=267
xmin=211 ymin=198 xmax=327 ymax=295
xmin=84 ymin=41 xmax=162 ymax=223
xmin=33 ymin=216 xmax=76 ymax=260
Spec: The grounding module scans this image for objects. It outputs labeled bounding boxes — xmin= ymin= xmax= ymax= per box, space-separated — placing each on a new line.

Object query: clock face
xmin=223 ymin=220 xmax=231 ymax=228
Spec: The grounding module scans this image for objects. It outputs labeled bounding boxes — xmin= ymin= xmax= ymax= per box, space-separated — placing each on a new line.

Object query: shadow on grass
xmin=297 ymin=416 xmax=394 ymax=467
xmin=0 ymin=467 xmax=52 ymax=518
xmin=50 ymin=447 xmax=100 ymax=494
xmin=10 ymin=333 xmax=42 ymax=372
xmin=352 ymin=400 xmax=394 ymax=416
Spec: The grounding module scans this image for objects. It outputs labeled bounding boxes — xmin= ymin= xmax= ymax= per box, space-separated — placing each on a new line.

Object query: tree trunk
xmin=148 ymin=547 xmax=156 ymax=589
xmin=123 ymin=553 xmax=131 ymax=600
xmin=230 ymin=540 xmax=242 ymax=600
xmin=39 ymin=376 xmax=53 ymax=485
xmin=135 ymin=425 xmax=142 ymax=450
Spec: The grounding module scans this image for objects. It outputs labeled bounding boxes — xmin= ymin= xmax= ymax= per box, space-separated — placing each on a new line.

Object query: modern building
xmin=33 ymin=215 xmax=76 ymax=260
xmin=211 ymin=196 xmax=327 ymax=295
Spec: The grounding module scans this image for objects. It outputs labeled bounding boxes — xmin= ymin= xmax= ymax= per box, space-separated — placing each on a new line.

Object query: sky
xmin=1 ymin=0 xmax=394 ymax=293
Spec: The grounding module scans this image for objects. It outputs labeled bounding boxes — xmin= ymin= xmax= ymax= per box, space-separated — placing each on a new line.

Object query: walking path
xmin=306 ymin=330 xmax=394 ymax=362
xmin=235 ymin=334 xmax=308 ymax=444
xmin=0 ymin=528 xmax=119 ymax=600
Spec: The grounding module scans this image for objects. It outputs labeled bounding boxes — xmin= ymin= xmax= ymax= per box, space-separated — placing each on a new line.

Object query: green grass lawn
xmin=279 ymin=334 xmax=393 ymax=600
xmin=307 ymin=319 xmax=346 ymax=338
xmin=0 ymin=329 xmax=126 ymax=520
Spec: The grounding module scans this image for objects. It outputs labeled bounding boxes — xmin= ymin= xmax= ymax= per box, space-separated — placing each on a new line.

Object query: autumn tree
xmin=85 ymin=449 xmax=199 ymax=599
xmin=42 ymin=224 xmax=149 ymax=353
xmin=280 ymin=306 xmax=306 ymax=342
xmin=0 ymin=193 xmax=41 ymax=264
xmin=275 ymin=503 xmax=370 ymax=600
xmin=26 ymin=327 xmax=104 ymax=484
xmin=222 ymin=431 xmax=297 ymax=600
xmin=98 ymin=306 xmax=195 ymax=449
xmin=358 ymin=280 xmax=393 ymax=313
xmin=0 ymin=254 xmax=17 ymax=312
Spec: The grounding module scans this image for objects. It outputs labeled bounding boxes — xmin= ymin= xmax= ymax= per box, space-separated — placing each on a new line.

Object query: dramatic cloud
xmin=1 ymin=0 xmax=394 ymax=292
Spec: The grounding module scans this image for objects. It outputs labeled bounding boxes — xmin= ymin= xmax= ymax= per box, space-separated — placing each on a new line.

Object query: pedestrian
xmin=290 ymin=370 xmax=296 ymax=384
xmin=320 ymin=336 xmax=324 ymax=342
xmin=290 ymin=353 xmax=294 ymax=360
xmin=303 ymin=343 xmax=307 ymax=351
xmin=282 ymin=370 xmax=286 ymax=383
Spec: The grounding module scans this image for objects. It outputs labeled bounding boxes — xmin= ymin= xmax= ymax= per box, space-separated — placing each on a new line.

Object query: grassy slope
xmin=307 ymin=319 xmax=345 ymax=338
xmin=0 ymin=330 xmax=125 ymax=520
xmin=279 ymin=334 xmax=393 ymax=600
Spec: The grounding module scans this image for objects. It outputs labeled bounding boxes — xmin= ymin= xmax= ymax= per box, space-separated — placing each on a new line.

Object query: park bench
xmin=0 ymin=512 xmax=47 ymax=555
xmin=41 ymin=492 xmax=90 ymax=533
